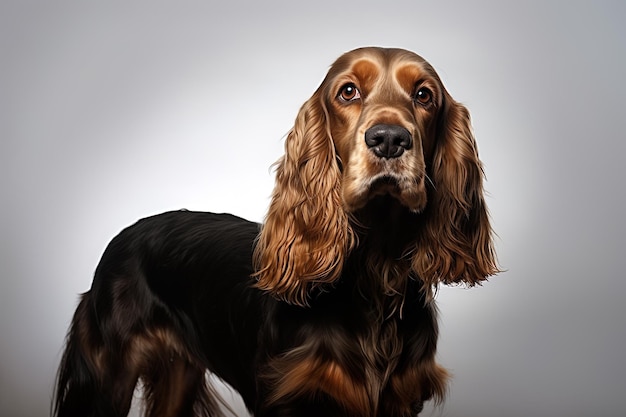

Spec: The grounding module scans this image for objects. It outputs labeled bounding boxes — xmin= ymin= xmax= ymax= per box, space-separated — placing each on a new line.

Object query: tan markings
xmin=268 ymin=356 xmax=371 ymax=416
xmin=395 ymin=63 xmax=429 ymax=95
xmin=350 ymin=58 xmax=380 ymax=94
xmin=127 ymin=327 xmax=193 ymax=372
xmin=385 ymin=360 xmax=450 ymax=415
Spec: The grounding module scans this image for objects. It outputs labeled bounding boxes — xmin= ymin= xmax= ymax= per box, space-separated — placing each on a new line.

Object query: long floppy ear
xmin=412 ymin=92 xmax=499 ymax=288
xmin=254 ymin=90 xmax=356 ymax=306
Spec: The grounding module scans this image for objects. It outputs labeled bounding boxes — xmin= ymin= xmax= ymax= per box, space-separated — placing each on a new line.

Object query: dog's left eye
xmin=414 ymin=87 xmax=433 ymax=106
xmin=338 ymin=83 xmax=361 ymax=102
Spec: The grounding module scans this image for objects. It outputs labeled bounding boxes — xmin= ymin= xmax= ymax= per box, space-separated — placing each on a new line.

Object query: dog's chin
xmin=344 ymin=175 xmax=427 ymax=214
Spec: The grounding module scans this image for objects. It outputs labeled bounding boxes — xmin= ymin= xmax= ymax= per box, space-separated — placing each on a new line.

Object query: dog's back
xmin=53 ymin=211 xmax=262 ymax=417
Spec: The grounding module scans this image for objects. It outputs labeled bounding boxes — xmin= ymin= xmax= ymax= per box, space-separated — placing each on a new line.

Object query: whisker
xmin=425 ymin=174 xmax=436 ymax=191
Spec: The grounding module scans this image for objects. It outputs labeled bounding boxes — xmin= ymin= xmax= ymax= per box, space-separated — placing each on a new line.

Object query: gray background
xmin=2 ymin=1 xmax=625 ymax=416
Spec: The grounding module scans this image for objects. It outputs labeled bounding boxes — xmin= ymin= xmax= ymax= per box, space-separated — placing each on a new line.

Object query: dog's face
xmin=255 ymin=47 xmax=498 ymax=306
xmin=322 ymin=48 xmax=443 ymax=213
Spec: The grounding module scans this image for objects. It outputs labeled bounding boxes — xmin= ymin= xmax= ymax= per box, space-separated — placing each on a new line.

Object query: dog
xmin=53 ymin=47 xmax=498 ymax=417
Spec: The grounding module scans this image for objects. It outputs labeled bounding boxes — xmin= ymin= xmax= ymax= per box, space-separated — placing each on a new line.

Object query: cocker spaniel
xmin=53 ymin=47 xmax=498 ymax=417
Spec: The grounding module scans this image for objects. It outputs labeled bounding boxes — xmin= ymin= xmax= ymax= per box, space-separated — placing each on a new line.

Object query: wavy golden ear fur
xmin=254 ymin=90 xmax=356 ymax=306
xmin=411 ymin=92 xmax=499 ymax=288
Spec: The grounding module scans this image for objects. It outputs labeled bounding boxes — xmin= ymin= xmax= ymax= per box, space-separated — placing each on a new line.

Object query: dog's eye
xmin=338 ymin=83 xmax=361 ymax=102
xmin=414 ymin=87 xmax=433 ymax=106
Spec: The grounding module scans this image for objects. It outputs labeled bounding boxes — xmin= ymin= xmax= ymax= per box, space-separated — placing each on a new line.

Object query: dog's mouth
xmin=374 ymin=175 xmax=402 ymax=187
xmin=344 ymin=173 xmax=427 ymax=214
xmin=369 ymin=175 xmax=404 ymax=197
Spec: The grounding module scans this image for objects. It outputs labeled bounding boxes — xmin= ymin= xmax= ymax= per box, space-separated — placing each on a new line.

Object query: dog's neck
xmin=342 ymin=196 xmax=425 ymax=316
xmin=351 ymin=195 xmax=422 ymax=260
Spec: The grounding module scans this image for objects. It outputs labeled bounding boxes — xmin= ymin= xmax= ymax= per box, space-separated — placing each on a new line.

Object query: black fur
xmin=53 ymin=210 xmax=443 ymax=416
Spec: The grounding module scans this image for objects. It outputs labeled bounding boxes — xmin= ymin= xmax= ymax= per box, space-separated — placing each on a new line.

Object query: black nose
xmin=364 ymin=124 xmax=412 ymax=159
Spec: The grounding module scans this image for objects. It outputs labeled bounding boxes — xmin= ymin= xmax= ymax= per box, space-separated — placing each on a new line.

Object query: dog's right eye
xmin=338 ymin=83 xmax=361 ymax=102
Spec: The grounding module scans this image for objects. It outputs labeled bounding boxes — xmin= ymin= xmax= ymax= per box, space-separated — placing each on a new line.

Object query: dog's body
xmin=53 ymin=47 xmax=498 ymax=416
xmin=55 ymin=210 xmax=442 ymax=416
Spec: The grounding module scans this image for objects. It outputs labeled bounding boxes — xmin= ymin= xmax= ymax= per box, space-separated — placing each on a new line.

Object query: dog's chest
xmin=263 ymin=292 xmax=428 ymax=415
